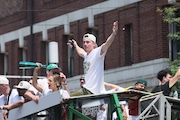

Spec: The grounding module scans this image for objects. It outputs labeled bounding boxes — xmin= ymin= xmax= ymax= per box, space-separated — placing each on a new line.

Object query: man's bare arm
xmin=169 ymin=68 xmax=180 ymax=88
xmin=2 ymin=99 xmax=25 ymax=110
xmin=67 ymin=39 xmax=86 ymax=58
xmin=32 ymin=66 xmax=43 ymax=93
xmin=101 ymin=21 xmax=118 ymax=55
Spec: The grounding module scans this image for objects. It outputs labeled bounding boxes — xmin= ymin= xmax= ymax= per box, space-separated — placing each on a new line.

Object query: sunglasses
xmin=52 ymin=71 xmax=60 ymax=75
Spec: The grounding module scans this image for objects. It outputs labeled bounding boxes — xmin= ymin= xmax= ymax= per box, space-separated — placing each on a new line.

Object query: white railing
xmin=7 ymin=91 xmax=62 ymax=120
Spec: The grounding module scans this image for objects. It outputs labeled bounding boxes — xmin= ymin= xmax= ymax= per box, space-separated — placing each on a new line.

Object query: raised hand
xmin=67 ymin=39 xmax=77 ymax=49
xmin=112 ymin=21 xmax=118 ymax=34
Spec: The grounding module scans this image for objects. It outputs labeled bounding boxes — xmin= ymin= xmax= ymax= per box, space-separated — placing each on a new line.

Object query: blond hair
xmin=53 ymin=74 xmax=62 ymax=89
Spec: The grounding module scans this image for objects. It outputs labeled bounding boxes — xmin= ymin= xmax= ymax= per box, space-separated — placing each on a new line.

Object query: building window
xmin=171 ymin=34 xmax=180 ymax=60
xmin=124 ymin=24 xmax=133 ymax=65
xmin=63 ymin=34 xmax=74 ymax=77
xmin=18 ymin=48 xmax=26 ymax=77
xmin=0 ymin=53 xmax=4 ymax=74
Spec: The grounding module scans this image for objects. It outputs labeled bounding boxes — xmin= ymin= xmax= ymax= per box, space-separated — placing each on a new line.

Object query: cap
xmin=0 ymin=76 xmax=9 ymax=85
xmin=80 ymin=75 xmax=85 ymax=80
xmin=83 ymin=33 xmax=96 ymax=43
xmin=14 ymin=81 xmax=31 ymax=90
xmin=135 ymin=78 xmax=147 ymax=86
xmin=46 ymin=64 xmax=59 ymax=71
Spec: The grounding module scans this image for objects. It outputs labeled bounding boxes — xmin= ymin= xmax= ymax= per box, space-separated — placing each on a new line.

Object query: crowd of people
xmin=0 ymin=20 xmax=180 ymax=120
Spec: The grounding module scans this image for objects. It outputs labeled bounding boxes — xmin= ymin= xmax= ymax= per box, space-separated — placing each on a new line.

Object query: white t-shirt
xmin=83 ymin=46 xmax=106 ymax=94
xmin=0 ymin=113 xmax=3 ymax=120
xmin=37 ymin=78 xmax=49 ymax=90
xmin=29 ymin=78 xmax=49 ymax=97
xmin=43 ymin=89 xmax=70 ymax=99
xmin=0 ymin=95 xmax=5 ymax=114
xmin=8 ymin=89 xmax=24 ymax=104
xmin=0 ymin=89 xmax=23 ymax=114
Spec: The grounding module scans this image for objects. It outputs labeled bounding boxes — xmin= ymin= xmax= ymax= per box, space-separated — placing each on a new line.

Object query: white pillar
xmin=18 ymin=30 xmax=24 ymax=48
xmin=48 ymin=41 xmax=59 ymax=64
xmin=88 ymin=8 xmax=94 ymax=27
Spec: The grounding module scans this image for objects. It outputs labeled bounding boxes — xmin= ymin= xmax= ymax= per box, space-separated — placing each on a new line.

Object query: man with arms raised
xmin=68 ymin=21 xmax=118 ymax=95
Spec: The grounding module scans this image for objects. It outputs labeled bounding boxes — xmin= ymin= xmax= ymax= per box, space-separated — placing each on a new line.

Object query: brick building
xmin=0 ymin=0 xmax=179 ymax=91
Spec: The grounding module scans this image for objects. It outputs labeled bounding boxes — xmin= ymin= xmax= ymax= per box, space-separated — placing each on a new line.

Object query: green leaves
xmin=157 ymin=7 xmax=179 ymax=24
xmin=158 ymin=6 xmax=180 ymax=92
xmin=168 ymin=32 xmax=180 ymax=40
xmin=165 ymin=58 xmax=180 ymax=76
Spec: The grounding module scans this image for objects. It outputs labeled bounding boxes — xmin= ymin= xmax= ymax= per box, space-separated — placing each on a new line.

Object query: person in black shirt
xmin=151 ymin=69 xmax=179 ymax=96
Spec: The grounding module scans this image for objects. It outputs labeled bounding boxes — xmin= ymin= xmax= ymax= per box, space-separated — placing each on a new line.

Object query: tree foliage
xmin=157 ymin=7 xmax=180 ymax=92
xmin=157 ymin=7 xmax=180 ymax=40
